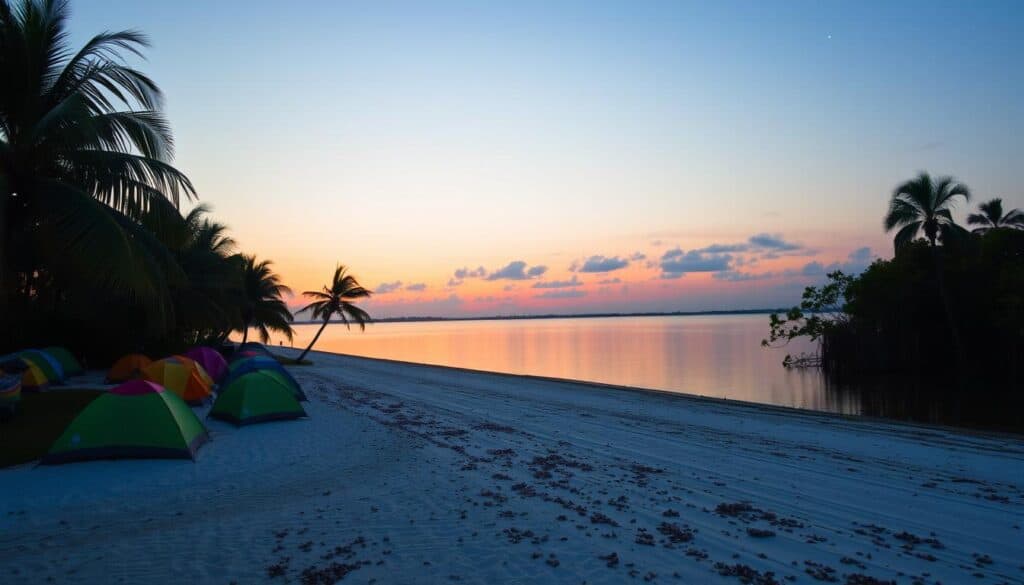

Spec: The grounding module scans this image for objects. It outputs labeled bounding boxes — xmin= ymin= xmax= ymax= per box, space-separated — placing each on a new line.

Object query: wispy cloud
xmin=535 ymin=289 xmax=587 ymax=299
xmin=533 ymin=275 xmax=582 ymax=289
xmin=485 ymin=260 xmax=548 ymax=281
xmin=454 ymin=266 xmax=487 ymax=279
xmin=376 ymin=280 xmax=403 ymax=294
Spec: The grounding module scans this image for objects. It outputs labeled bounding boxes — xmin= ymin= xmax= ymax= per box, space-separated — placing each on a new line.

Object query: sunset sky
xmin=74 ymin=1 xmax=1023 ymax=318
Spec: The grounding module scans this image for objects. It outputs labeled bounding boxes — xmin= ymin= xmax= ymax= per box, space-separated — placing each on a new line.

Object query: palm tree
xmin=238 ymin=255 xmax=293 ymax=344
xmin=884 ymin=172 xmax=970 ymax=377
xmin=884 ymin=172 xmax=971 ymax=250
xmin=141 ymin=201 xmax=244 ymax=344
xmin=296 ymin=265 xmax=372 ymax=362
xmin=967 ymin=198 xmax=1024 ymax=233
xmin=0 ymin=0 xmax=194 ymax=325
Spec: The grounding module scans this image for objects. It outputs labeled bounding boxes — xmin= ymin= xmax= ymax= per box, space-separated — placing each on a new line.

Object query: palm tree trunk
xmin=297 ymin=318 xmax=330 ymax=363
xmin=241 ymin=321 xmax=249 ymax=344
xmin=930 ymin=244 xmax=966 ymax=383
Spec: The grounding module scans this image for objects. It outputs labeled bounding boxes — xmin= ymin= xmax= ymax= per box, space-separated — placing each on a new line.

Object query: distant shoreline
xmin=289 ymin=308 xmax=784 ymax=325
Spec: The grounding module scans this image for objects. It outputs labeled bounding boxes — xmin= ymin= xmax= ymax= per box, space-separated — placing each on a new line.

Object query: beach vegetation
xmin=967 ymin=198 xmax=1024 ymax=233
xmin=239 ymin=255 xmax=294 ymax=345
xmin=767 ymin=177 xmax=1024 ymax=389
xmin=296 ymin=265 xmax=372 ymax=362
xmin=0 ymin=0 xmax=293 ymax=363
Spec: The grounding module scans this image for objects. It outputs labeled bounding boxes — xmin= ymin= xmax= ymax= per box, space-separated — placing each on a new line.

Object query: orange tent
xmin=142 ymin=356 xmax=213 ymax=405
xmin=171 ymin=355 xmax=215 ymax=388
xmin=106 ymin=354 xmax=152 ymax=383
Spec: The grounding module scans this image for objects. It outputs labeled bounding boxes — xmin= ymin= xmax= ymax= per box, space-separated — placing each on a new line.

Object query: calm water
xmin=260 ymin=314 xmax=1024 ymax=429
xmin=257 ymin=313 xmax=1022 ymax=429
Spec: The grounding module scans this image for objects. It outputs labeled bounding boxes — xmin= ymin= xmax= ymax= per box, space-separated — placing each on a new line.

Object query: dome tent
xmin=210 ymin=370 xmax=306 ymax=426
xmin=222 ymin=356 xmax=306 ymax=401
xmin=184 ymin=346 xmax=228 ymax=382
xmin=142 ymin=356 xmax=213 ymax=405
xmin=106 ymin=354 xmax=152 ymax=383
xmin=43 ymin=380 xmax=208 ymax=464
xmin=44 ymin=346 xmax=84 ymax=376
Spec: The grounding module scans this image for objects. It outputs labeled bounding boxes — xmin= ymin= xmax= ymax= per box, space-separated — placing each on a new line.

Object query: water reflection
xmin=264 ymin=314 xmax=1021 ymax=431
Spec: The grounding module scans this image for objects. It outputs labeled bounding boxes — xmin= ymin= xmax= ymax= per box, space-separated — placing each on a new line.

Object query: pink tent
xmin=184 ymin=347 xmax=228 ymax=383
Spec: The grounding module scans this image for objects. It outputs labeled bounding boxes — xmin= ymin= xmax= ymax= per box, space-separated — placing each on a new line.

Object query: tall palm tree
xmin=0 ymin=0 xmax=194 ymax=322
xmin=141 ymin=201 xmax=244 ymax=344
xmin=884 ymin=172 xmax=970 ymax=377
xmin=967 ymin=198 xmax=1024 ymax=233
xmin=884 ymin=172 xmax=971 ymax=250
xmin=238 ymin=255 xmax=293 ymax=344
xmin=296 ymin=265 xmax=372 ymax=362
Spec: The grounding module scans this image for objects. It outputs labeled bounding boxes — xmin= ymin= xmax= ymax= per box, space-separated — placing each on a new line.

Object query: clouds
xmin=656 ymin=232 xmax=814 ymax=278
xmin=578 ymin=255 xmax=629 ymax=273
xmin=533 ymin=275 xmax=582 ymax=289
xmin=454 ymin=266 xmax=487 ymax=279
xmin=701 ymin=243 xmax=749 ymax=254
xmin=748 ymin=233 xmax=803 ymax=252
xmin=800 ymin=247 xmax=874 ymax=277
xmin=597 ymin=277 xmax=622 ymax=285
xmin=448 ymin=266 xmax=487 ymax=287
xmin=848 ymin=246 xmax=872 ymax=263
xmin=659 ymin=248 xmax=734 ymax=278
xmin=712 ymin=247 xmax=875 ymax=282
xmin=712 ymin=270 xmax=775 ymax=282
xmin=535 ymin=289 xmax=586 ymax=299
xmin=485 ymin=260 xmax=548 ymax=280
xmin=375 ymin=280 xmax=403 ymax=294
xmin=376 ymin=280 xmax=428 ymax=294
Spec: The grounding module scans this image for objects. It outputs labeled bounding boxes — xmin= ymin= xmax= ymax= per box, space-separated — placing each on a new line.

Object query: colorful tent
xmin=107 ymin=354 xmax=152 ymax=383
xmin=2 ymin=358 xmax=50 ymax=392
xmin=43 ymin=346 xmax=84 ymax=376
xmin=0 ymin=374 xmax=21 ymax=415
xmin=229 ymin=350 xmax=261 ymax=363
xmin=175 ymin=355 xmax=215 ymax=388
xmin=210 ymin=370 xmax=306 ymax=426
xmin=224 ymin=356 xmax=306 ymax=400
xmin=142 ymin=356 xmax=213 ymax=405
xmin=238 ymin=342 xmax=273 ymax=356
xmin=184 ymin=346 xmax=228 ymax=382
xmin=42 ymin=380 xmax=208 ymax=464
xmin=17 ymin=349 xmax=64 ymax=383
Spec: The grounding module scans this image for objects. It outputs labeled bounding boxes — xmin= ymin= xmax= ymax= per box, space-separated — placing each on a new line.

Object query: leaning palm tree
xmin=238 ymin=255 xmax=293 ymax=344
xmin=884 ymin=172 xmax=971 ymax=250
xmin=0 ymin=0 xmax=194 ymax=323
xmin=296 ymin=265 xmax=372 ymax=362
xmin=884 ymin=172 xmax=970 ymax=377
xmin=967 ymin=198 xmax=1024 ymax=233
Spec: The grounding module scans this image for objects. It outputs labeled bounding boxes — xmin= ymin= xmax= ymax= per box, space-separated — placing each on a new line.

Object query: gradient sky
xmin=73 ymin=1 xmax=1024 ymax=317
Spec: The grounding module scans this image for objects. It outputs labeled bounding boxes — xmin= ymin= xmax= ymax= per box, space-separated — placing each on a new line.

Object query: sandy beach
xmin=2 ymin=350 xmax=1022 ymax=584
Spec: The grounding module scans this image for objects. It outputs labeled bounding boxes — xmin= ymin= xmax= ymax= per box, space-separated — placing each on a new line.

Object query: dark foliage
xmin=0 ymin=0 xmax=292 ymax=364
xmin=767 ymin=229 xmax=1024 ymax=391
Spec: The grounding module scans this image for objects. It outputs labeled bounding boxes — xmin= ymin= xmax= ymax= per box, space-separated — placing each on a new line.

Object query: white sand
xmin=1 ymin=349 xmax=1022 ymax=584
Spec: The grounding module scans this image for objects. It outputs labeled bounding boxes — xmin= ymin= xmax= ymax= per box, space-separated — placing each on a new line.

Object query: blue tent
xmin=222 ymin=356 xmax=306 ymax=401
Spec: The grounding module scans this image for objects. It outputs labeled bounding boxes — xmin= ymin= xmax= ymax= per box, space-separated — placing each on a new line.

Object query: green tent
xmin=43 ymin=346 xmax=84 ymax=376
xmin=43 ymin=380 xmax=209 ymax=464
xmin=210 ymin=370 xmax=306 ymax=426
